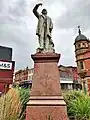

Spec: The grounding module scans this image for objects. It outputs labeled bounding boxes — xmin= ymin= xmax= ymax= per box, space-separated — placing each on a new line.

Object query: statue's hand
xmin=37 ymin=3 xmax=42 ymax=6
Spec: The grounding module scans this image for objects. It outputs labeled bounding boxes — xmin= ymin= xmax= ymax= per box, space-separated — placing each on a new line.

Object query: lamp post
xmin=78 ymin=70 xmax=87 ymax=94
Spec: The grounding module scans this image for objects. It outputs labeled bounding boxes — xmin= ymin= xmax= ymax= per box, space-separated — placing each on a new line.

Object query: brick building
xmin=28 ymin=68 xmax=34 ymax=80
xmin=58 ymin=65 xmax=80 ymax=90
xmin=14 ymin=67 xmax=34 ymax=82
xmin=14 ymin=67 xmax=29 ymax=82
xmin=14 ymin=67 xmax=33 ymax=88
xmin=74 ymin=27 xmax=90 ymax=93
xmin=14 ymin=65 xmax=80 ymax=90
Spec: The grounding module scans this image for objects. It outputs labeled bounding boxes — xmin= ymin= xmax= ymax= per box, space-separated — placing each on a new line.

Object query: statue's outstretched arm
xmin=33 ymin=3 xmax=42 ymax=19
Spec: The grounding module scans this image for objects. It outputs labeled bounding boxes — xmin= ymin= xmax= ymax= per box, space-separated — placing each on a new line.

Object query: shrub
xmin=64 ymin=90 xmax=90 ymax=120
xmin=69 ymin=96 xmax=90 ymax=120
xmin=64 ymin=90 xmax=84 ymax=104
xmin=0 ymin=88 xmax=21 ymax=120
xmin=18 ymin=88 xmax=30 ymax=120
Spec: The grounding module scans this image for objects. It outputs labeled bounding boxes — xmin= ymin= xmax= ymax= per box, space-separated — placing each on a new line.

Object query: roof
xmin=75 ymin=34 xmax=87 ymax=42
xmin=75 ymin=26 xmax=87 ymax=42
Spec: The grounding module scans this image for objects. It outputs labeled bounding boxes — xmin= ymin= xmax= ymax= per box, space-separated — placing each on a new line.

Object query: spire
xmin=78 ymin=26 xmax=81 ymax=35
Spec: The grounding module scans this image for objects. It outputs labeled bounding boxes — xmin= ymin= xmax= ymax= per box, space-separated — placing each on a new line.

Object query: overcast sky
xmin=0 ymin=0 xmax=90 ymax=70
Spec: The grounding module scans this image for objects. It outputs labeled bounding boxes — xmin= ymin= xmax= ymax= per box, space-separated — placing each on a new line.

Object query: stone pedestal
xmin=26 ymin=53 xmax=68 ymax=120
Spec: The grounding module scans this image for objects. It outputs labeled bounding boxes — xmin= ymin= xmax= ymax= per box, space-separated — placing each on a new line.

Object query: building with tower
xmin=74 ymin=26 xmax=90 ymax=94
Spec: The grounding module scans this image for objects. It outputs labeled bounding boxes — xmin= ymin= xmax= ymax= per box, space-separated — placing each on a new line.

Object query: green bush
xmin=18 ymin=88 xmax=30 ymax=120
xmin=64 ymin=90 xmax=90 ymax=120
xmin=69 ymin=96 xmax=90 ymax=120
xmin=64 ymin=90 xmax=84 ymax=104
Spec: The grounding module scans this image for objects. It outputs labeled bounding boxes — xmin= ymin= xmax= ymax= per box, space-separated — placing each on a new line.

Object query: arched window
xmin=78 ymin=44 xmax=80 ymax=48
xmin=82 ymin=43 xmax=86 ymax=47
xmin=80 ymin=61 xmax=84 ymax=69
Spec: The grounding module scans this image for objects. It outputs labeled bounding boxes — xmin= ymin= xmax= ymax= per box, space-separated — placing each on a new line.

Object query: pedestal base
xmin=26 ymin=53 xmax=68 ymax=120
xmin=26 ymin=96 xmax=68 ymax=120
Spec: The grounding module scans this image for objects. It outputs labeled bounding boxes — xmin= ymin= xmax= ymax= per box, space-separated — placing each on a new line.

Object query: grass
xmin=0 ymin=88 xmax=21 ymax=120
xmin=63 ymin=90 xmax=90 ymax=120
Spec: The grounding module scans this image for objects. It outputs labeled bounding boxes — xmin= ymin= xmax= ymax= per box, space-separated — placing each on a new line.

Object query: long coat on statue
xmin=36 ymin=14 xmax=53 ymax=38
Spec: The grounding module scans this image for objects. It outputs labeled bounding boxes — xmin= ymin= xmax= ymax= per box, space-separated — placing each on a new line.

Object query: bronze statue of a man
xmin=33 ymin=3 xmax=54 ymax=52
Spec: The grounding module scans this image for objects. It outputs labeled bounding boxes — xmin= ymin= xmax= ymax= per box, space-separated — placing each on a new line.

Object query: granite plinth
xmin=26 ymin=53 xmax=68 ymax=120
xmin=31 ymin=53 xmax=61 ymax=96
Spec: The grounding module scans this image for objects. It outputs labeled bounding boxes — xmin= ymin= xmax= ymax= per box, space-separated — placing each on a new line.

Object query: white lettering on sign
xmin=0 ymin=61 xmax=12 ymax=70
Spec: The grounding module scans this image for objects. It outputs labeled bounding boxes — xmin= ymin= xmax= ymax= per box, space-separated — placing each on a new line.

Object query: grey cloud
xmin=0 ymin=0 xmax=32 ymax=25
xmin=0 ymin=0 xmax=80 ymax=70
xmin=0 ymin=24 xmax=36 ymax=70
xmin=53 ymin=28 xmax=76 ymax=66
xmin=56 ymin=0 xmax=90 ymax=31
xmin=0 ymin=0 xmax=37 ymax=70
xmin=9 ymin=0 xmax=27 ymax=17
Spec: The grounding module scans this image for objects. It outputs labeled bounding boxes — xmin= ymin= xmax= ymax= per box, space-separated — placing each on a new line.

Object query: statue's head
xmin=42 ymin=9 xmax=47 ymax=15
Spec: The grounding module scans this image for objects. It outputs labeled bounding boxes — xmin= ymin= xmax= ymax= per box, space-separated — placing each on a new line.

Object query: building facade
xmin=28 ymin=68 xmax=34 ymax=80
xmin=0 ymin=46 xmax=15 ymax=93
xmin=14 ymin=65 xmax=80 ymax=90
xmin=14 ymin=67 xmax=34 ymax=82
xmin=58 ymin=65 xmax=80 ymax=90
xmin=14 ymin=67 xmax=33 ymax=88
xmin=14 ymin=67 xmax=29 ymax=82
xmin=74 ymin=27 xmax=90 ymax=93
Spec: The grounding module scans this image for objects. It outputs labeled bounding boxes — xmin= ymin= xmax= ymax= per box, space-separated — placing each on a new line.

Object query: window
xmin=78 ymin=44 xmax=80 ymax=48
xmin=83 ymin=43 xmax=85 ymax=46
xmin=80 ymin=61 xmax=84 ymax=69
xmin=82 ymin=43 xmax=86 ymax=47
